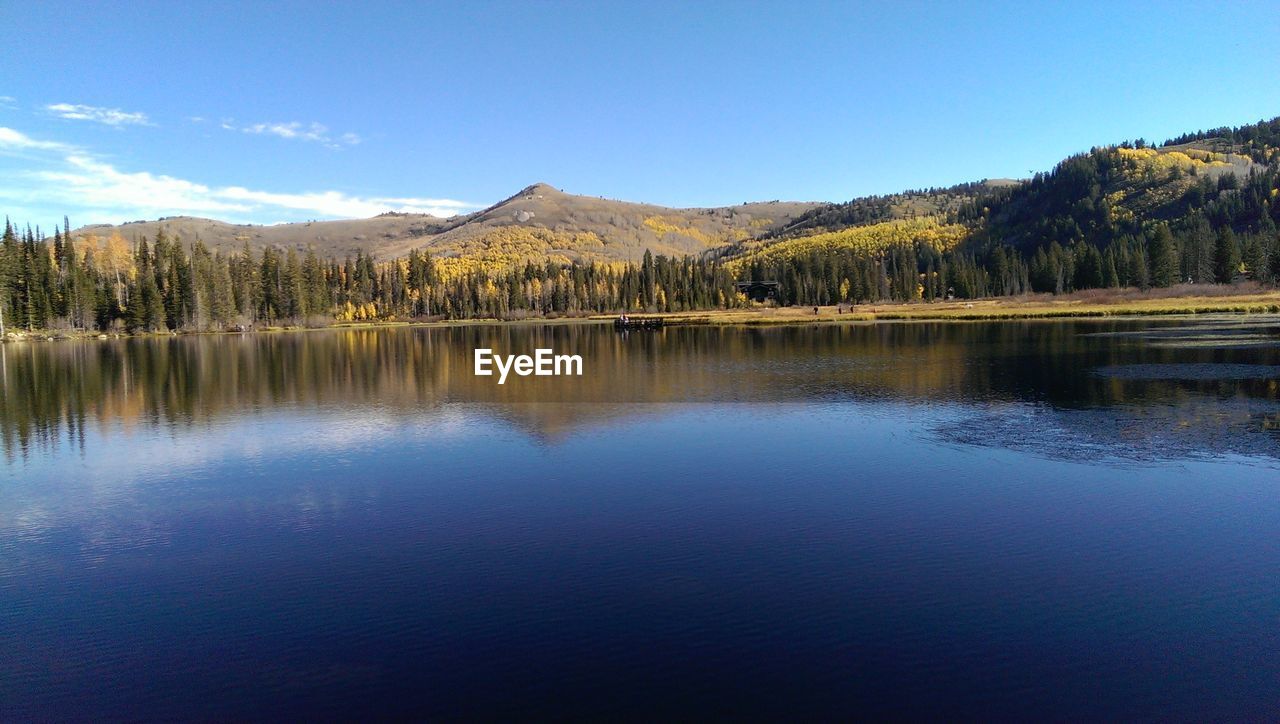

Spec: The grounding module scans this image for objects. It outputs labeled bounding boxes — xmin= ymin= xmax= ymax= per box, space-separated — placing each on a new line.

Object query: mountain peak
xmin=518 ymin=182 xmax=559 ymax=196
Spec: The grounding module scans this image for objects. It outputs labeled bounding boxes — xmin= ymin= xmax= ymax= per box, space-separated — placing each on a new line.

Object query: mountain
xmin=11 ymin=115 xmax=1280 ymax=333
xmin=757 ymin=179 xmax=1018 ymax=240
xmin=76 ymin=183 xmax=823 ymax=265
xmin=72 ymin=116 xmax=1280 ymax=283
xmin=964 ymin=139 xmax=1265 ymax=254
xmin=722 ymin=117 xmax=1280 ymax=272
xmin=76 ymin=213 xmax=454 ymax=261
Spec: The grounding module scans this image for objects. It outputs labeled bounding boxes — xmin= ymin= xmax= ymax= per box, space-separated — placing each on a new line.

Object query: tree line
xmin=0 ymin=221 xmax=744 ymax=332
xmin=4 ymin=214 xmax=1280 ymax=333
xmin=738 ymin=218 xmax=1279 ymax=306
xmin=5 ymin=146 xmax=1280 ymax=332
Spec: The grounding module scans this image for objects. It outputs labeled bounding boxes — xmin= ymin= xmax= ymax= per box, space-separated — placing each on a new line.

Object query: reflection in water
xmin=2 ymin=317 xmax=1279 ymax=463
xmin=1094 ymin=363 xmax=1280 ymax=379
xmin=936 ymin=399 xmax=1280 ymax=464
xmin=3 ymin=319 xmax=1280 ymax=719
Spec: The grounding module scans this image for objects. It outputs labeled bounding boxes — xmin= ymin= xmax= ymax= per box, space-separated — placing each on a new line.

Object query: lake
xmin=2 ymin=318 xmax=1279 ymax=719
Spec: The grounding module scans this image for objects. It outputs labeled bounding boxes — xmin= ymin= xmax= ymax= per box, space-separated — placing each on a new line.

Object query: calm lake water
xmin=2 ymin=318 xmax=1279 ymax=719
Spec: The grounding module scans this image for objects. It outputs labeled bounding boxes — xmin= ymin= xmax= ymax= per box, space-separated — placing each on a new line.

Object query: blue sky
xmin=1 ymin=0 xmax=1277 ymax=227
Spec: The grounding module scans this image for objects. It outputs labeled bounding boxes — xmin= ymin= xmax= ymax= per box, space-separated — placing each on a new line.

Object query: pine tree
xmin=1269 ymin=233 xmax=1280 ymax=284
xmin=0 ymin=219 xmax=14 ymax=336
xmin=640 ymin=249 xmax=655 ymax=309
xmin=211 ymin=253 xmax=235 ymax=326
xmin=1242 ymin=234 xmax=1266 ymax=280
xmin=1214 ymin=227 xmax=1241 ymax=283
xmin=1148 ymin=224 xmax=1178 ymax=287
xmin=1188 ymin=216 xmax=1215 ymax=284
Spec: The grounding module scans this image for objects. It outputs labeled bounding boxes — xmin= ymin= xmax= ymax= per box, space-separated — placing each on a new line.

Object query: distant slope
xmin=723 ymin=218 xmax=969 ymax=273
xmin=382 ymin=183 xmax=822 ymax=271
xmin=1161 ymin=116 xmax=1280 ymax=163
xmin=76 ymin=183 xmax=823 ymax=266
xmin=76 ymin=213 xmax=452 ymax=260
xmin=762 ymin=180 xmax=1015 ymax=240
xmin=965 ymin=141 xmax=1265 ymax=254
xmin=714 ymin=116 xmax=1280 ymax=267
xmin=713 ymin=180 xmax=1008 ymax=267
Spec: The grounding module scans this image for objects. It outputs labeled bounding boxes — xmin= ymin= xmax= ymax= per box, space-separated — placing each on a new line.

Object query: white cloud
xmin=244 ymin=121 xmax=326 ymax=141
xmin=45 ymin=103 xmax=153 ymax=127
xmin=0 ymin=126 xmax=74 ymax=151
xmin=218 ymin=186 xmax=472 ymax=218
xmin=36 ymin=155 xmax=252 ymax=215
xmin=226 ymin=119 xmax=361 ymax=148
xmin=0 ymin=96 xmax=16 ymax=108
xmin=0 ymin=126 xmax=478 ymax=224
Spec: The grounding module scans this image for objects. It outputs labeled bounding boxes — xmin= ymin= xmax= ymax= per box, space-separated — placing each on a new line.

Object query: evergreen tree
xmin=1148 ymin=224 xmax=1178 ymax=287
xmin=1242 ymin=234 xmax=1266 ymax=280
xmin=1214 ymin=227 xmax=1241 ymax=283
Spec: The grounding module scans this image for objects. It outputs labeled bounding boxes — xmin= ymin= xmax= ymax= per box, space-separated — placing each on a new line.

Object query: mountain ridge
xmin=75 ymin=183 xmax=826 ymax=265
xmin=72 ymin=115 xmax=1280 ymax=274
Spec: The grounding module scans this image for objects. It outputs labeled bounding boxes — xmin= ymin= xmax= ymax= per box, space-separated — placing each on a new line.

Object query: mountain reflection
xmin=2 ymin=318 xmax=1278 ymax=463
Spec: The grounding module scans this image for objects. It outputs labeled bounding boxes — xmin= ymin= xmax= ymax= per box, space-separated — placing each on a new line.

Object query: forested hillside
xmin=1162 ymin=117 xmax=1280 ymax=163
xmin=720 ymin=116 xmax=1280 ymax=304
xmin=3 ymin=116 xmax=1280 ymax=332
xmin=759 ymin=180 xmax=1011 ymax=240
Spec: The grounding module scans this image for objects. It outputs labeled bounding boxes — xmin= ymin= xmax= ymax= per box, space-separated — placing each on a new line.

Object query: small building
xmin=735 ymin=281 xmax=781 ymax=303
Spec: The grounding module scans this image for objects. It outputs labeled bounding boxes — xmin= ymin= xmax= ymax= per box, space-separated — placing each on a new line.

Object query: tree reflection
xmin=2 ymin=320 xmax=1277 ymax=462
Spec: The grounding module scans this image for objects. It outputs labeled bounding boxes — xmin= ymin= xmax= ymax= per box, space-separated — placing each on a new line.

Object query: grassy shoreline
xmin=6 ymin=288 xmax=1280 ymax=341
xmin=627 ymin=289 xmax=1280 ymax=325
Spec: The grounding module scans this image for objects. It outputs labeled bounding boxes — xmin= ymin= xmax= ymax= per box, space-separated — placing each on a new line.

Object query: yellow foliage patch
xmin=726 ymin=217 xmax=969 ymax=272
xmin=643 ymin=215 xmax=732 ymax=245
xmin=430 ymin=227 xmax=606 ymax=276
xmin=1114 ymin=146 xmax=1230 ymax=180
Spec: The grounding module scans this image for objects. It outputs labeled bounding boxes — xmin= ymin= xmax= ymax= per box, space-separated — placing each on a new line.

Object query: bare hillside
xmin=75 ymin=213 xmax=453 ymax=259
xmin=76 ymin=183 xmax=824 ymax=264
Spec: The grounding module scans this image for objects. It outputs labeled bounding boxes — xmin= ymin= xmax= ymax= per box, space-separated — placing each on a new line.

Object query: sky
xmin=1 ymin=0 xmax=1278 ymax=228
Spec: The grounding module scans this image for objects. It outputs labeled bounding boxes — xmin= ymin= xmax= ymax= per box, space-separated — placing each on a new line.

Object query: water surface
xmin=2 ymin=318 xmax=1278 ymax=719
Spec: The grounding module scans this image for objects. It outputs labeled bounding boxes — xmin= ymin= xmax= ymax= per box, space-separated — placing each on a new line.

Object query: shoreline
xmin=5 ymin=289 xmax=1280 ymax=341
xmin=632 ymin=290 xmax=1280 ymax=325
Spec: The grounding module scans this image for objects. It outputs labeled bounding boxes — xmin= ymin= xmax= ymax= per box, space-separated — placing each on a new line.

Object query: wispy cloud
xmin=0 ymin=127 xmax=74 ymax=151
xmin=0 ymin=96 xmax=17 ymax=109
xmin=225 ymin=119 xmax=361 ymax=148
xmin=0 ymin=126 xmax=478 ymax=224
xmin=45 ymin=103 xmax=153 ymax=127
